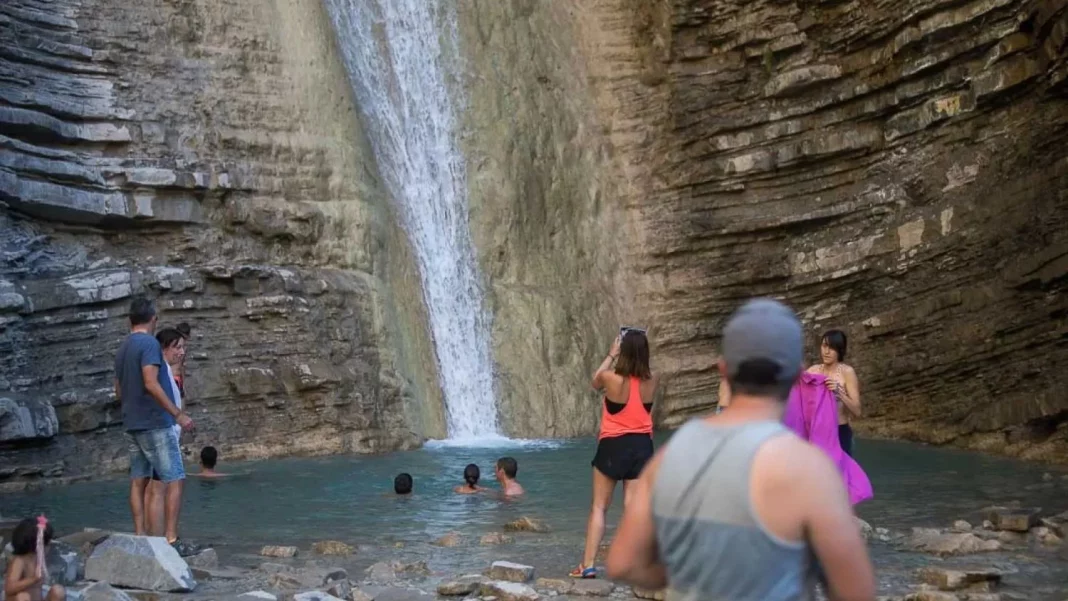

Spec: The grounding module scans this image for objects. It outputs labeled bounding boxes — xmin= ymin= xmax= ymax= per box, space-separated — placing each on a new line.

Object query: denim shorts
xmin=126 ymin=427 xmax=185 ymax=483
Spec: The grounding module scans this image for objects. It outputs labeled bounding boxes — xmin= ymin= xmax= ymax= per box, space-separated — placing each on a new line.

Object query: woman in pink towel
xmin=806 ymin=329 xmax=861 ymax=456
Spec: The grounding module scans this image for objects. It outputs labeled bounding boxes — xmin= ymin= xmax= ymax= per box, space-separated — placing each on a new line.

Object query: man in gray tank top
xmin=606 ymin=299 xmax=874 ymax=601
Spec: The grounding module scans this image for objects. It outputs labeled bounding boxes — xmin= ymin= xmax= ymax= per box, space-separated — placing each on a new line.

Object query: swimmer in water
xmin=190 ymin=446 xmax=226 ymax=479
xmin=495 ymin=457 xmax=524 ymax=497
xmin=454 ymin=463 xmax=484 ymax=494
xmin=394 ymin=472 xmax=413 ymax=495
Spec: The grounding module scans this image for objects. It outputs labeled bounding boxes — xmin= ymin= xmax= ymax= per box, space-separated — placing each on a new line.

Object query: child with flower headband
xmin=3 ymin=516 xmax=65 ymax=601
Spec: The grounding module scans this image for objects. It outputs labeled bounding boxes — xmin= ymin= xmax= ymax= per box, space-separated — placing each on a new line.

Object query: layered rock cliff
xmin=464 ymin=0 xmax=1068 ymax=459
xmin=3 ymin=0 xmax=1067 ymax=486
xmin=0 ymin=0 xmax=445 ymax=489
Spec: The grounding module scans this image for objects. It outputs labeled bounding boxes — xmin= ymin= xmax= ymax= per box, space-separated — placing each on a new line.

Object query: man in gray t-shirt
xmin=114 ymin=296 xmax=194 ymax=552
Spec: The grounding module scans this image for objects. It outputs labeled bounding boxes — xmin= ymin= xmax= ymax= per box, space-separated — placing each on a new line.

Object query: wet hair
xmin=727 ymin=358 xmax=795 ymax=402
xmin=496 ymin=457 xmax=518 ymax=479
xmin=176 ymin=322 xmax=191 ymax=338
xmin=821 ymin=329 xmax=848 ymax=363
xmin=200 ymin=446 xmax=218 ymax=469
xmin=11 ymin=518 xmax=53 ymax=556
xmin=615 ymin=330 xmax=652 ymax=380
xmin=156 ymin=327 xmax=184 ymax=351
xmin=463 ymin=463 xmax=480 ymax=487
xmin=129 ymin=296 xmax=156 ymax=326
xmin=394 ymin=472 xmax=413 ymax=495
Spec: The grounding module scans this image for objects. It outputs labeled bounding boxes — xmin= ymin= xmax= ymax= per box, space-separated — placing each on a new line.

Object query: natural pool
xmin=4 ymin=434 xmax=1068 ymax=598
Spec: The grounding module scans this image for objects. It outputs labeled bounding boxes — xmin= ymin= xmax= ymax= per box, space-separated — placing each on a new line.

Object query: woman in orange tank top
xmin=570 ymin=329 xmax=659 ymax=579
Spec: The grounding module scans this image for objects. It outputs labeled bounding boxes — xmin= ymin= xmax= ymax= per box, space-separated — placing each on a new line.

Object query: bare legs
xmin=129 ymin=477 xmax=149 ymax=535
xmin=581 ymin=468 xmax=618 ymax=568
xmin=164 ymin=479 xmax=184 ymax=542
xmin=145 ymin=481 xmax=166 ymax=536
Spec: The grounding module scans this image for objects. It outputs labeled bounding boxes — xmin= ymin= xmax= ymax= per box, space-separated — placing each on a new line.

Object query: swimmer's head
xmin=11 ymin=517 xmax=53 ymax=555
xmin=495 ymin=457 xmax=518 ymax=480
xmin=394 ymin=472 xmax=413 ymax=495
xmin=200 ymin=446 xmax=218 ymax=469
xmin=463 ymin=463 xmax=480 ymax=487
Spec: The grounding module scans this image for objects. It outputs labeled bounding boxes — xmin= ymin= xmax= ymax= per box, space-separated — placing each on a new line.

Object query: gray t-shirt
xmin=115 ymin=332 xmax=177 ymax=431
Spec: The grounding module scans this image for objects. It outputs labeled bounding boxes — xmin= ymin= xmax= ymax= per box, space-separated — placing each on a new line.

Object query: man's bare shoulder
xmin=758 ymin=434 xmax=841 ymax=488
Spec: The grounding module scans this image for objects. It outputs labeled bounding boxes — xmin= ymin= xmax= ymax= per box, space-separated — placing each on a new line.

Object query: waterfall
xmin=323 ymin=0 xmax=500 ymax=440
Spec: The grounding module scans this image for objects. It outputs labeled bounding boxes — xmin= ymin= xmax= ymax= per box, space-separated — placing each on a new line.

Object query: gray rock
xmin=80 ymin=582 xmax=136 ymax=601
xmin=260 ymin=545 xmax=298 ymax=558
xmin=326 ymin=579 xmax=353 ymax=600
xmin=571 ymin=580 xmax=614 ymax=597
xmin=0 ymin=397 xmax=59 ymax=442
xmin=237 ymin=592 xmax=277 ymax=601
xmin=487 ymin=561 xmax=534 ymax=583
xmin=439 ymin=575 xmax=485 ymax=596
xmin=323 ymin=568 xmax=349 ymax=584
xmin=186 ymin=548 xmax=218 ymax=569
xmin=533 ymin=579 xmax=572 ymax=595
xmin=908 ymin=529 xmax=1002 ymax=555
xmin=951 ymin=520 xmax=973 ymax=532
xmin=372 ymin=588 xmax=432 ymax=601
xmin=364 ymin=562 xmax=396 ymax=583
xmin=917 ymin=566 xmax=1002 ymax=591
xmin=480 ymin=581 xmax=539 ymax=601
xmin=293 ymin=592 xmax=345 ymax=601
xmin=47 ymin=540 xmax=82 ymax=585
xmin=84 ymin=534 xmax=196 ymax=592
xmin=984 ymin=507 xmax=1041 ymax=532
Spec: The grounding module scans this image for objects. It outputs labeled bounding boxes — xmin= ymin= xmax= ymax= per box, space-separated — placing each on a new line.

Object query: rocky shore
xmin=2 ymin=510 xmax=1065 ymax=601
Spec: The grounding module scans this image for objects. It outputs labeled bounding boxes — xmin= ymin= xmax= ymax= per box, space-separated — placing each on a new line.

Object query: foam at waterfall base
xmin=424 ymin=435 xmax=564 ymax=450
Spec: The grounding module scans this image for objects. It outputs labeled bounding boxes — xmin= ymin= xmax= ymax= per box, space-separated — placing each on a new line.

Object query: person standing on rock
xmin=144 ymin=327 xmax=187 ymax=539
xmin=605 ymin=299 xmax=875 ymax=601
xmin=571 ymin=328 xmax=659 ymax=579
xmin=114 ymin=296 xmax=195 ymax=553
xmin=806 ymin=329 xmax=861 ymax=456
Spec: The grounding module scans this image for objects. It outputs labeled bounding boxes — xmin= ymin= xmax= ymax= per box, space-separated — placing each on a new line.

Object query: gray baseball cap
xmin=722 ymin=298 xmax=803 ymax=385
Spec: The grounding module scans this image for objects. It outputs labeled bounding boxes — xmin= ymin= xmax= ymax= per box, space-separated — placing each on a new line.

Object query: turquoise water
xmin=3 ymin=434 xmax=1067 ymax=598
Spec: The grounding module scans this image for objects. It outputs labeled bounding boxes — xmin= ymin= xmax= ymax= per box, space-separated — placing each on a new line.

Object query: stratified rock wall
xmin=485 ymin=0 xmax=1067 ymax=458
xmin=0 ymin=0 xmax=445 ymax=489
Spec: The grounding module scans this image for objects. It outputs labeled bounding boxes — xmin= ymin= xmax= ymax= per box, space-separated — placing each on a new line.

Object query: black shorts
xmin=591 ymin=433 xmax=653 ymax=481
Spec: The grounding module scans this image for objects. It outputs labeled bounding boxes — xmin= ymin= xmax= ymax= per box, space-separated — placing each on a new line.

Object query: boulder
xmin=267 ymin=572 xmax=302 ymax=589
xmin=503 ymin=518 xmax=550 ymax=533
xmin=534 ymin=579 xmax=572 ymax=595
xmin=47 ymin=540 xmax=82 ymax=585
xmin=571 ymin=580 xmax=614 ymax=597
xmin=292 ymin=592 xmax=344 ymax=601
xmin=84 ymin=534 xmax=195 ymax=592
xmin=323 ymin=568 xmax=349 ymax=584
xmin=326 ymin=579 xmax=353 ymax=600
xmin=917 ymin=566 xmax=1002 ymax=591
xmin=908 ymin=529 xmax=1001 ymax=555
xmin=58 ymin=530 xmax=112 ymax=556
xmin=480 ymin=532 xmax=514 ymax=546
xmin=80 ymin=582 xmax=136 ymax=601
xmin=0 ymin=397 xmax=59 ymax=442
xmin=186 ymin=548 xmax=218 ymax=569
xmin=311 ymin=541 xmax=353 ymax=556
xmin=364 ymin=562 xmax=396 ymax=583
xmin=487 ymin=561 xmax=534 ymax=583
xmin=952 ymin=520 xmax=973 ymax=532
xmin=433 ymin=532 xmax=463 ymax=547
xmin=1030 ymin=526 xmax=1063 ymax=546
xmin=481 ymin=581 xmax=539 ymax=601
xmin=260 ymin=546 xmax=298 ymax=558
xmin=437 ymin=575 xmax=484 ymax=596
xmin=984 ymin=507 xmax=1040 ymax=532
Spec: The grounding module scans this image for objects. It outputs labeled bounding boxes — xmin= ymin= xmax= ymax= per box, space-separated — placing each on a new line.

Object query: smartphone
xmin=620 ymin=326 xmax=647 ymax=338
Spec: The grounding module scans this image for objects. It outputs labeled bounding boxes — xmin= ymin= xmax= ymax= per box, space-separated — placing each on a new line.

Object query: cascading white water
xmin=323 ymin=0 xmax=501 ymax=440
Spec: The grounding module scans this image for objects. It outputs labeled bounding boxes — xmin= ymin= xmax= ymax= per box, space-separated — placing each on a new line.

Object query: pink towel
xmin=783 ymin=372 xmax=873 ymax=505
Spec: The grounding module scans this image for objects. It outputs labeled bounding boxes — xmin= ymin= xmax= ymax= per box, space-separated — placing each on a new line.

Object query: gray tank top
xmin=652 ymin=419 xmax=820 ymax=601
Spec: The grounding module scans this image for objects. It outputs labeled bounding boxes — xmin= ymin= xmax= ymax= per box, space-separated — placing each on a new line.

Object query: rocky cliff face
xmin=0 ymin=0 xmax=445 ymax=489
xmin=464 ymin=0 xmax=1068 ymax=459
xmin=3 ymin=0 xmax=1067 ymax=484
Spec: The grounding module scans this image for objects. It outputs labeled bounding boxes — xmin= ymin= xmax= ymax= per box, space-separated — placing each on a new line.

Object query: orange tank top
xmin=599 ymin=376 xmax=653 ymax=440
